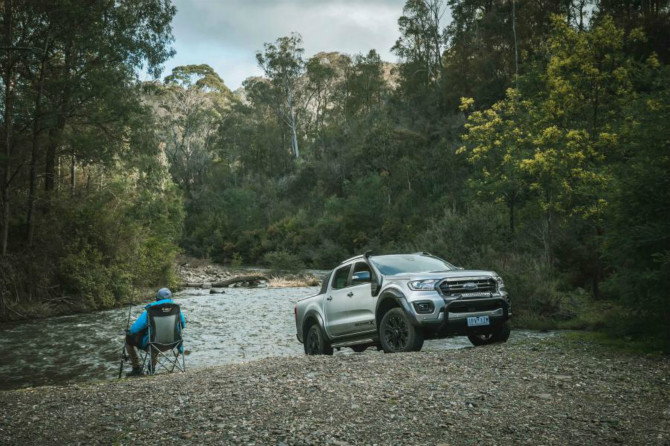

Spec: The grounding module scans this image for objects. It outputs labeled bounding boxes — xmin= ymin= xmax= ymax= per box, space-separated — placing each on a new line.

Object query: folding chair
xmin=140 ymin=303 xmax=185 ymax=375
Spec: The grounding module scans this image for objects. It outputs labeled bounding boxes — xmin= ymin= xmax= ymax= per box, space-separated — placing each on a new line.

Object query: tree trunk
xmin=287 ymin=88 xmax=299 ymax=158
xmin=1 ymin=0 xmax=14 ymax=256
xmin=27 ymin=47 xmax=48 ymax=247
xmin=70 ymin=151 xmax=76 ymax=197
xmin=509 ymin=196 xmax=515 ymax=234
xmin=44 ymin=127 xmax=60 ymax=194
xmin=511 ymin=0 xmax=519 ymax=89
xmin=593 ymin=225 xmax=603 ymax=299
xmin=183 ymin=275 xmax=268 ymax=288
xmin=45 ymin=43 xmax=72 ymax=197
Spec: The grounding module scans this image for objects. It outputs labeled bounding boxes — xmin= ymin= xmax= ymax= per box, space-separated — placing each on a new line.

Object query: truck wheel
xmin=468 ymin=322 xmax=511 ymax=346
xmin=304 ymin=323 xmax=333 ymax=355
xmin=379 ymin=308 xmax=424 ymax=353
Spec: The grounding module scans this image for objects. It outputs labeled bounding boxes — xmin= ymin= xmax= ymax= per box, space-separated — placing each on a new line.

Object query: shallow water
xmin=0 ymin=287 xmax=553 ymax=390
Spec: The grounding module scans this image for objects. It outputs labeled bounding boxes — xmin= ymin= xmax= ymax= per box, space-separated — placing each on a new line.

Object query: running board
xmin=331 ymin=338 xmax=376 ymax=349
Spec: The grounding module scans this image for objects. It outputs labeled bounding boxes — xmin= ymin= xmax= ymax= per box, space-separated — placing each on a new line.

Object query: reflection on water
xmin=0 ymin=287 xmax=553 ymax=390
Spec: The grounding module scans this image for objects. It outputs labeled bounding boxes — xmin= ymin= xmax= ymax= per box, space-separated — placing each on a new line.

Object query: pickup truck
xmin=294 ymin=252 xmax=511 ymax=354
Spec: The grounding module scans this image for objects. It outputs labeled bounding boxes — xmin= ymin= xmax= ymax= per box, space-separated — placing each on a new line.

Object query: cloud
xmin=163 ymin=0 xmax=407 ymax=89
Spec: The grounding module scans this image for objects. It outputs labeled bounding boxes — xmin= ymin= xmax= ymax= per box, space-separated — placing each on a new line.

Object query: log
xmin=183 ymin=275 xmax=268 ymax=289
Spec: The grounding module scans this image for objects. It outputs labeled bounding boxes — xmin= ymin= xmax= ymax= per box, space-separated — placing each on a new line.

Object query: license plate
xmin=467 ymin=316 xmax=490 ymax=327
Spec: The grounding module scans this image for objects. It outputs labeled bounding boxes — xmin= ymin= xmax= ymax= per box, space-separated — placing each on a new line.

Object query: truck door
xmin=346 ymin=261 xmax=376 ymax=335
xmin=324 ymin=264 xmax=353 ymax=337
xmin=325 ymin=262 xmax=376 ymax=338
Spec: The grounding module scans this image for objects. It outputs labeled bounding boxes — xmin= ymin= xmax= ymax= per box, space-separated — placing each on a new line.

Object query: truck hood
xmin=385 ymin=270 xmax=498 ymax=281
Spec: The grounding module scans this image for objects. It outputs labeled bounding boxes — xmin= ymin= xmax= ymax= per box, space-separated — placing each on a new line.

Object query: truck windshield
xmin=370 ymin=255 xmax=456 ymax=275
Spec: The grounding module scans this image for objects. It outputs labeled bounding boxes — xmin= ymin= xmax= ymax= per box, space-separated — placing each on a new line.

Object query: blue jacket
xmin=130 ymin=298 xmax=186 ymax=349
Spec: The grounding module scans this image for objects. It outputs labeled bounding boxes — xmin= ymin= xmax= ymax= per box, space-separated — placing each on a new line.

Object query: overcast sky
xmin=158 ymin=0 xmax=409 ymax=90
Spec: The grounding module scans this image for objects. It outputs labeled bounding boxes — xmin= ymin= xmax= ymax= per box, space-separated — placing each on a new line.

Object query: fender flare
xmin=301 ymin=310 xmax=328 ymax=343
xmin=375 ymin=288 xmax=420 ymax=326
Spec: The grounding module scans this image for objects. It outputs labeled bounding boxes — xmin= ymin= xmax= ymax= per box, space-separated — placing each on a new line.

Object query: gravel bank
xmin=1 ymin=335 xmax=668 ymax=445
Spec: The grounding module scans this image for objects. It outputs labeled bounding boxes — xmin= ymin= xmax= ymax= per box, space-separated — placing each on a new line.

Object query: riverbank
xmin=1 ymin=335 xmax=668 ymax=445
xmin=176 ymin=256 xmax=322 ymax=289
xmin=0 ymin=257 xmax=321 ymax=323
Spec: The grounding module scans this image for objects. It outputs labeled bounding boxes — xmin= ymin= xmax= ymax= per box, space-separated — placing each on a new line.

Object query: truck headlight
xmin=493 ymin=275 xmax=506 ymax=291
xmin=408 ymin=279 xmax=439 ymax=291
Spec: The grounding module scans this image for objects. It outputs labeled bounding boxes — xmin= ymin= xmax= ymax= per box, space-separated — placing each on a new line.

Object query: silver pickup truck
xmin=294 ymin=252 xmax=511 ymax=354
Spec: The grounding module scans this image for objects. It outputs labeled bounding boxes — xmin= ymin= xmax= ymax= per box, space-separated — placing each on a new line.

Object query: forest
xmin=0 ymin=0 xmax=668 ymax=350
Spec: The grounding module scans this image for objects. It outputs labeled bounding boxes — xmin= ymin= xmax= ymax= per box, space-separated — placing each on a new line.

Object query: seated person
xmin=125 ymin=288 xmax=186 ymax=376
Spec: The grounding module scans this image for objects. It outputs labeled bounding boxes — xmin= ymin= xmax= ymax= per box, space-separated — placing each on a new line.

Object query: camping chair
xmin=140 ymin=303 xmax=185 ymax=375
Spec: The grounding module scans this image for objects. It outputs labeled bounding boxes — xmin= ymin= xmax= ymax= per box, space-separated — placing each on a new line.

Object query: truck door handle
xmin=326 ymin=296 xmax=333 ymax=301
xmin=347 ymin=292 xmax=354 ymax=297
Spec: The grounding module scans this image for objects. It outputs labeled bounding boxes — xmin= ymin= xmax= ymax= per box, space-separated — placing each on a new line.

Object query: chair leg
xmin=144 ymin=343 xmax=185 ymax=374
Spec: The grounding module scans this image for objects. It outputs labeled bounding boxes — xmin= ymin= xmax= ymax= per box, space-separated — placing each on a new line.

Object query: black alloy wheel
xmin=379 ymin=308 xmax=424 ymax=353
xmin=304 ymin=324 xmax=333 ymax=355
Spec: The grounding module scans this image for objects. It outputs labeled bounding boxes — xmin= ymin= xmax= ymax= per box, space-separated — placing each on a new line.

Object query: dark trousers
xmin=125 ymin=332 xmax=158 ymax=370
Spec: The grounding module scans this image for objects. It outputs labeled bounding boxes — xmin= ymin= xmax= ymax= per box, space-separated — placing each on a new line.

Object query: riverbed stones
xmin=0 ymin=336 xmax=668 ymax=445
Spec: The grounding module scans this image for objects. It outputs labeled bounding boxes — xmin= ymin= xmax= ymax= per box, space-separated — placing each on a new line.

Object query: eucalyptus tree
xmin=256 ymin=33 xmax=305 ymax=158
xmin=344 ymin=50 xmax=387 ymax=119
xmin=393 ymin=0 xmax=447 ymax=89
xmin=304 ymin=52 xmax=338 ymax=154
xmin=156 ymin=64 xmax=232 ymax=195
xmin=443 ymin=0 xmax=575 ymax=110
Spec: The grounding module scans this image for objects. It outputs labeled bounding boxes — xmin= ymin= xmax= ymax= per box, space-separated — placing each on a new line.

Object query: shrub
xmin=263 ymin=250 xmax=305 ymax=272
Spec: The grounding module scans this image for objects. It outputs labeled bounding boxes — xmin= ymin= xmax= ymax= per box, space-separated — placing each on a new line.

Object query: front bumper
xmin=438 ymin=296 xmax=510 ymax=336
xmin=411 ymin=294 xmax=511 ymax=337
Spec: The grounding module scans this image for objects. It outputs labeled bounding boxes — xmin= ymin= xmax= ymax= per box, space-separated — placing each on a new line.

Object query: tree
xmin=443 ymin=0 xmax=574 ymax=110
xmin=154 ymin=64 xmax=231 ymax=194
xmin=343 ymin=50 xmax=387 ymax=118
xmin=393 ymin=0 xmax=447 ymax=88
xmin=602 ymin=63 xmax=670 ymax=345
xmin=304 ymin=52 xmax=338 ymax=154
xmin=458 ymin=90 xmax=531 ymax=234
xmin=460 ymin=15 xmax=652 ymax=284
xmin=256 ymin=33 xmax=305 ymax=158
xmin=0 ymin=0 xmax=180 ymax=316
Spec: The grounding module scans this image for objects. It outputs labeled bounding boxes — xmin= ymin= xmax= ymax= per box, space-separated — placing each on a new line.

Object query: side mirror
xmin=352 ymin=271 xmax=371 ymax=285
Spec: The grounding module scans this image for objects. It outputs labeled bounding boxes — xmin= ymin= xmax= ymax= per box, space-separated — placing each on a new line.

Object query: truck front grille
xmin=438 ymin=277 xmax=496 ymax=297
xmin=448 ymin=301 xmax=501 ymax=313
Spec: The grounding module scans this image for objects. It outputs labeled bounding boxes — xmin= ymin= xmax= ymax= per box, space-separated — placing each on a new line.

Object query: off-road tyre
xmin=304 ymin=323 xmax=334 ymax=355
xmin=467 ymin=322 xmax=511 ymax=346
xmin=379 ymin=307 xmax=424 ymax=353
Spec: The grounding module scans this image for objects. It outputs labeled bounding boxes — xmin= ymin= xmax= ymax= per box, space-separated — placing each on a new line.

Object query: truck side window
xmin=351 ymin=262 xmax=371 ymax=285
xmin=332 ymin=265 xmax=351 ymax=290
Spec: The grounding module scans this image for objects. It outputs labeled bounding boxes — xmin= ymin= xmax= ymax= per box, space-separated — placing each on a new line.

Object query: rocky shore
xmin=176 ymin=257 xmax=321 ymax=289
xmin=1 ymin=336 xmax=668 ymax=445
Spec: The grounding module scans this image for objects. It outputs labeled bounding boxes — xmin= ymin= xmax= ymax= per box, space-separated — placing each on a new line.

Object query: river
xmin=0 ymin=287 xmax=553 ymax=391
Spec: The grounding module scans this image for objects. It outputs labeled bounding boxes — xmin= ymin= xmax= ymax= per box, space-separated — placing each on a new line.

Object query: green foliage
xmin=263 ymin=250 xmax=305 ymax=272
xmin=600 ymin=64 xmax=670 ymax=350
xmin=0 ymin=0 xmax=181 ymax=318
xmin=455 ymin=14 xmax=670 ymax=349
xmin=3 ymin=0 xmax=665 ymax=356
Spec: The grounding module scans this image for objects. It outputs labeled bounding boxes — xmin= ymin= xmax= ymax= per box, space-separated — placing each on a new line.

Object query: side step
xmin=331 ymin=338 xmax=376 ymax=349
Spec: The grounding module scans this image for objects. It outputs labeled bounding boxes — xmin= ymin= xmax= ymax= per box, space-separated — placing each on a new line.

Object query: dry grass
xmin=268 ymin=275 xmax=320 ymax=288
